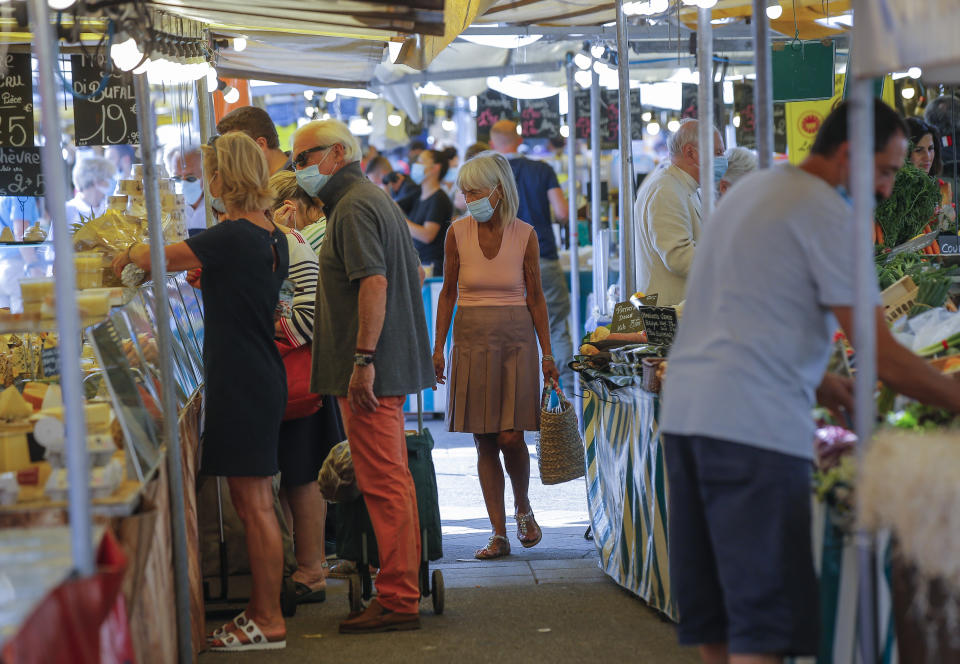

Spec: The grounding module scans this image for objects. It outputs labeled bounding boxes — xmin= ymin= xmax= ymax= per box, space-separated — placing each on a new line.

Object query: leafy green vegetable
xmin=875 ymin=163 xmax=941 ymax=248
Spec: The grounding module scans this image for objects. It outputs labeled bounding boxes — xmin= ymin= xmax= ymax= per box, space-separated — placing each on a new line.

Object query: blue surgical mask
xmin=467 ymin=189 xmax=498 ymax=223
xmin=295 ymin=148 xmax=333 ymax=197
xmin=410 ymin=163 xmax=426 ymax=185
xmin=713 ymin=155 xmax=728 ymax=184
xmin=443 ymin=165 xmax=459 ymax=184
xmin=211 ymin=197 xmax=227 ymax=214
xmin=181 ymin=178 xmax=204 ymax=204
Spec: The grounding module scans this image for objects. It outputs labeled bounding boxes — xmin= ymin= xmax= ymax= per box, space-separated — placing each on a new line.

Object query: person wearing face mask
xmin=64 ymin=157 xmax=116 ymax=226
xmin=291 ymin=119 xmax=434 ymax=634
xmin=660 ymin=100 xmax=960 ymax=664
xmin=270 ymin=170 xmax=328 ymax=256
xmin=716 ymin=147 xmax=758 ymax=198
xmin=433 ymin=151 xmax=559 ymax=561
xmin=113 ymin=131 xmax=291 ymax=651
xmin=632 ymin=118 xmax=725 ymax=306
xmin=165 ymin=143 xmax=208 ymax=237
xmin=405 ymin=149 xmax=454 ymax=277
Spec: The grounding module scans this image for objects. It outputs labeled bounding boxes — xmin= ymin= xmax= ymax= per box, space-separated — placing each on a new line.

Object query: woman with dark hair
xmin=906 ymin=116 xmax=954 ymax=211
xmin=406 ymin=148 xmax=454 ymax=276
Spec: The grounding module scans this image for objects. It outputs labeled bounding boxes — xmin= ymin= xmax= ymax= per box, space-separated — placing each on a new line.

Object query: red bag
xmin=277 ymin=338 xmax=322 ymax=420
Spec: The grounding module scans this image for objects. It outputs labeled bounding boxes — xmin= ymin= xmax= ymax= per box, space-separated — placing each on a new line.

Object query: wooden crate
xmin=882 ymin=275 xmax=919 ymax=324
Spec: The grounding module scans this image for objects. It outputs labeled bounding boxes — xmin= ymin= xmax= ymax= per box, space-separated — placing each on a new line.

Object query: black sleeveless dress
xmin=185 ymin=219 xmax=289 ymax=476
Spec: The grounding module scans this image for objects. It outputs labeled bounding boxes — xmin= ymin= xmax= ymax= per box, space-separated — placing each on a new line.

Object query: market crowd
xmin=111 ymin=106 xmax=569 ymax=651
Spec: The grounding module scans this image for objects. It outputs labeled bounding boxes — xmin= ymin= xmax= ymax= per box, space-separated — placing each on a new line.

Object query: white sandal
xmin=208 ymin=612 xmax=286 ymax=652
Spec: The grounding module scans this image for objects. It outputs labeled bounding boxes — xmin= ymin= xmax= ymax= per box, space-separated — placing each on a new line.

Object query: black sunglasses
xmin=171 ymin=175 xmax=199 ymax=183
xmin=294 ymin=144 xmax=332 ymax=169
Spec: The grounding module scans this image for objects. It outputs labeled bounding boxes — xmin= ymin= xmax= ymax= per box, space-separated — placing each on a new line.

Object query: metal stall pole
xmin=850 ymin=74 xmax=880 ymax=664
xmin=455 ymin=96 xmax=472 ymax=161
xmin=590 ymin=67 xmax=604 ymax=317
xmin=195 ymin=78 xmax=216 ymax=228
xmin=751 ymin=0 xmax=774 ymax=168
xmin=697 ymin=8 xmax=716 ymax=220
xmin=565 ymin=58 xmax=582 ymax=418
xmin=615 ymin=0 xmax=636 ymax=298
xmin=134 ymin=74 xmax=194 ymax=664
xmin=28 ymin=0 xmax=93 ymax=575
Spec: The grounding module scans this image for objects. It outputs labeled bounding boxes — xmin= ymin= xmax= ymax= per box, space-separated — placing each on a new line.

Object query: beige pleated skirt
xmin=447 ymin=305 xmax=541 ymax=434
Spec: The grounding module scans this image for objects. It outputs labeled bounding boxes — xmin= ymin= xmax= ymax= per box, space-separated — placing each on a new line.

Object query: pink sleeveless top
xmin=453 ymin=217 xmax=532 ymax=307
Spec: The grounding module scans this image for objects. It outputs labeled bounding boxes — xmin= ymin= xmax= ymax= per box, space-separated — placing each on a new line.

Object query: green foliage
xmin=875 ymin=164 xmax=941 ymax=248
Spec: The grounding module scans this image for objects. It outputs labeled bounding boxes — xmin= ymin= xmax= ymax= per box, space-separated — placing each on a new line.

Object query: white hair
xmin=292 ymin=119 xmax=362 ymax=164
xmin=457 ymin=151 xmax=519 ymax=226
xmin=163 ymin=141 xmax=201 ymax=174
xmin=72 ymin=156 xmax=115 ymax=191
xmin=668 ymin=119 xmax=700 ymax=158
xmin=722 ymin=147 xmax=758 ymax=185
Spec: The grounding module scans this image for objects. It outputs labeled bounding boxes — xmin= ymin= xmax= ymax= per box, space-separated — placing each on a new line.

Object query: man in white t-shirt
xmin=633 ymin=118 xmax=724 ymax=305
xmin=661 ymin=100 xmax=960 ymax=663
xmin=165 ymin=143 xmax=206 ymax=236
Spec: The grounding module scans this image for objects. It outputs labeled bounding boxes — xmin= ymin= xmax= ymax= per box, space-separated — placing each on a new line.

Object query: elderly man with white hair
xmin=291 ymin=119 xmax=434 ymax=634
xmin=633 ymin=119 xmax=724 ymax=305
xmin=165 ymin=142 xmax=207 ymax=236
xmin=65 ymin=156 xmax=116 ymax=226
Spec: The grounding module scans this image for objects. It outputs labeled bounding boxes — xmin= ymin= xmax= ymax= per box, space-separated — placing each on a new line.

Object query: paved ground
xmin=200 ymin=420 xmax=698 ymax=663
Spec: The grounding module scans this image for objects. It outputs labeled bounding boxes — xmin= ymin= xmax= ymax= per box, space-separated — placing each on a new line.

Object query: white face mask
xmin=466 ymin=188 xmax=499 ymax=223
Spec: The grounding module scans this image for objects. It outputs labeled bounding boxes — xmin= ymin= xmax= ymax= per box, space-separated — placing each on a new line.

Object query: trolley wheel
xmin=419 ymin=562 xmax=430 ymax=597
xmin=431 ymin=570 xmax=445 ymax=615
xmin=348 ymin=575 xmax=363 ymax=614
xmin=281 ymin=576 xmax=298 ymax=618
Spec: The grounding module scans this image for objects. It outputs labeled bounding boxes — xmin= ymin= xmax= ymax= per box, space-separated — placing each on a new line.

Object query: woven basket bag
xmin=536 ymin=382 xmax=585 ymax=485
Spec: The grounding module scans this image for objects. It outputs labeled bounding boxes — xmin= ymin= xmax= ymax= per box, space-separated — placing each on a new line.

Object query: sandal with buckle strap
xmin=208 ymin=612 xmax=285 ymax=652
xmin=474 ymin=534 xmax=511 ymax=560
xmin=516 ymin=510 xmax=543 ymax=549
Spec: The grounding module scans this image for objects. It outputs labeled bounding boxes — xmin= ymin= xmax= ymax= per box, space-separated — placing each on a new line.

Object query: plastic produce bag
xmin=318 ymin=440 xmax=359 ymax=503
xmin=903 ymin=307 xmax=960 ymax=353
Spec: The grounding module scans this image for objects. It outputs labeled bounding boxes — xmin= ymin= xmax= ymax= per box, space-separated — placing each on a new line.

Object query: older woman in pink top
xmin=433 ymin=151 xmax=559 ymax=559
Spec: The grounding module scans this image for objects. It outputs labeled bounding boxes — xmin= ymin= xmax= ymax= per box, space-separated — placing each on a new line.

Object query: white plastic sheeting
xmin=853 ymin=0 xmax=960 ymax=83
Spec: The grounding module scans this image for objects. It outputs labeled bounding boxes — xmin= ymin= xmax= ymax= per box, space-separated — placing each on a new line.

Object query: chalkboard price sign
xmin=41 ymin=347 xmax=60 ymax=379
xmin=519 ymin=96 xmax=560 ymax=139
xmin=72 ymin=55 xmax=139 ymax=146
xmin=0 ymin=53 xmax=35 ymax=147
xmin=0 ymin=147 xmax=43 ymax=197
xmin=638 ymin=306 xmax=678 ymax=345
xmin=476 ymin=89 xmax=517 ymax=141
xmin=610 ymin=300 xmax=644 ymax=333
xmin=938 ymin=232 xmax=960 ymax=255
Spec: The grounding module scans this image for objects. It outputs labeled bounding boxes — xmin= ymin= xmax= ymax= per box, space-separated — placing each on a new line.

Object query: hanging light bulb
xmin=324 ymin=90 xmax=337 ymax=103
xmin=766 ymin=0 xmax=783 ymax=19
xmin=47 ymin=0 xmax=76 ymax=9
xmin=733 ymin=114 xmax=742 ymax=128
xmin=110 ymin=38 xmax=142 ymax=72
xmin=667 ymin=119 xmax=681 ymax=132
xmin=304 ymin=90 xmax=315 ymax=101
xmin=206 ymin=65 xmax=218 ymax=92
xmin=696 ymin=0 xmax=718 ymax=7
xmin=647 ymin=122 xmax=661 ymax=135
xmin=641 ymin=111 xmax=652 ymax=122
xmin=233 ymin=37 xmax=247 ymax=52
xmin=441 ymin=119 xmax=456 ymax=132
xmin=592 ymin=60 xmax=608 ymax=75
xmin=573 ymin=53 xmax=592 ymax=71
xmin=591 ymin=43 xmax=605 ymax=59
xmin=651 ymin=0 xmax=668 ymax=11
xmin=908 ymin=66 xmax=922 ymax=79
xmin=560 ymin=125 xmax=569 ymax=138
xmin=901 ymin=86 xmax=916 ymax=100
xmin=223 ymin=85 xmax=241 ymax=104
xmin=574 ymin=70 xmax=592 ymax=88
xmin=388 ymin=113 xmax=402 ymax=127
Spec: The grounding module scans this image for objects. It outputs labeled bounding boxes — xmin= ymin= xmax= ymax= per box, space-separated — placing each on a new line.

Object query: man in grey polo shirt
xmin=661 ymin=100 xmax=960 ymax=662
xmin=292 ymin=119 xmax=434 ymax=634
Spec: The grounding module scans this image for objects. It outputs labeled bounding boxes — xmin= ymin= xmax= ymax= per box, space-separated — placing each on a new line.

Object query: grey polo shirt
xmin=310 ymin=161 xmax=435 ymax=397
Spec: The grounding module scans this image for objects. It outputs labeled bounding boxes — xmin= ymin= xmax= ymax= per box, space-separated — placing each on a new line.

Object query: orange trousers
xmin=338 ymin=396 xmax=422 ymax=613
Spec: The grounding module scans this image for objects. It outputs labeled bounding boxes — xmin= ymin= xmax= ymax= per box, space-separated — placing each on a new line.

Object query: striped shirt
xmin=298 ymin=217 xmax=327 ymax=257
xmin=277 ymin=229 xmax=319 ymax=347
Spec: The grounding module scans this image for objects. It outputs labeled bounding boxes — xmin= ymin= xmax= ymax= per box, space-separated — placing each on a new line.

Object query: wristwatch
xmin=353 ymin=352 xmax=375 ymax=367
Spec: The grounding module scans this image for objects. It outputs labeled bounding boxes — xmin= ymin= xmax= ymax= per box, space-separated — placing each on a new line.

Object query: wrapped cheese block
xmin=0 ymin=385 xmax=34 ymax=421
xmin=22 ymin=382 xmax=48 ymax=410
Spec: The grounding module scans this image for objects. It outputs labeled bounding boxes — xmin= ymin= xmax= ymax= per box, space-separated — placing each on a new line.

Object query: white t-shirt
xmin=660 ymin=164 xmax=879 ymax=460
xmin=64 ymin=195 xmax=105 ymax=226
xmin=185 ymin=198 xmax=207 ymax=232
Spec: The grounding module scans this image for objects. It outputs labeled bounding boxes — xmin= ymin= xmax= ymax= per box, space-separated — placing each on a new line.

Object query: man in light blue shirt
xmin=0 ymin=196 xmax=42 ymax=238
xmin=661 ymin=100 xmax=960 ymax=662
